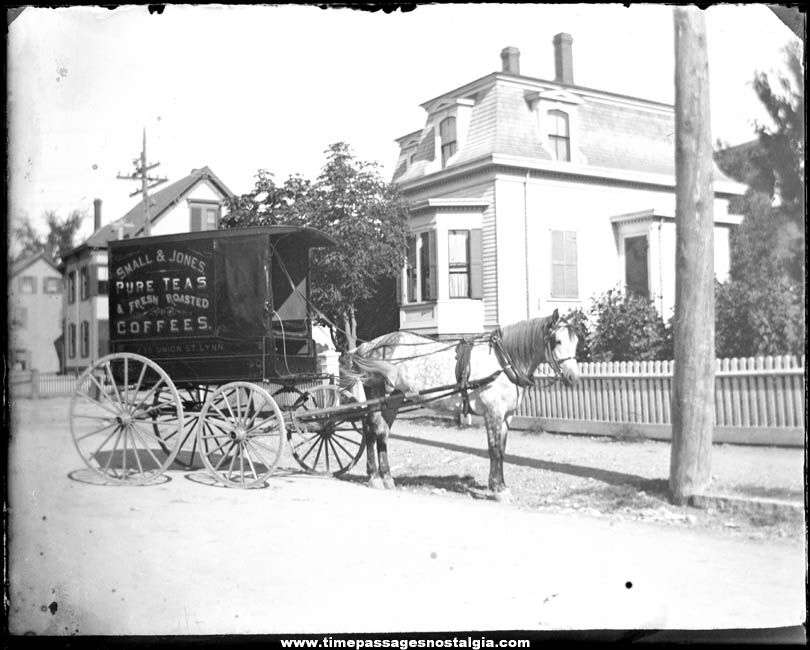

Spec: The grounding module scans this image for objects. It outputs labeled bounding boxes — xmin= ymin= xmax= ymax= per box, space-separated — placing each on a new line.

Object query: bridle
xmin=541 ymin=323 xmax=576 ymax=382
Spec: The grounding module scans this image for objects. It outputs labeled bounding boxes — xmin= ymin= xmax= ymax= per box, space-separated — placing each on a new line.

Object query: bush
xmin=715 ymin=278 xmax=805 ymax=357
xmin=587 ymin=289 xmax=672 ymax=362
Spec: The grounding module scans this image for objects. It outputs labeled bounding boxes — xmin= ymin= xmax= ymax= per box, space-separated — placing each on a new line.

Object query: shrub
xmin=715 ymin=278 xmax=805 ymax=357
xmin=587 ymin=288 xmax=672 ymax=362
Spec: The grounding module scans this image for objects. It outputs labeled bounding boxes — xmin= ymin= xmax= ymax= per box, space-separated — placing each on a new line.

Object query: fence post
xmin=31 ymin=369 xmax=40 ymax=399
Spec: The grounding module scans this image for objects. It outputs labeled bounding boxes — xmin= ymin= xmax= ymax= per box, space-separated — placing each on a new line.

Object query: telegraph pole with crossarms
xmin=117 ymin=129 xmax=168 ymax=237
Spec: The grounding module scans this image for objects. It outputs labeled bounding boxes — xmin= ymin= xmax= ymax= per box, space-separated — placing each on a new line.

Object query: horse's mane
xmin=499 ymin=317 xmax=553 ymax=372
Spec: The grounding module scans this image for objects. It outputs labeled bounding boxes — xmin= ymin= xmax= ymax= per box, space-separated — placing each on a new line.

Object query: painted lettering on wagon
xmin=115 ymin=248 xmax=206 ymax=279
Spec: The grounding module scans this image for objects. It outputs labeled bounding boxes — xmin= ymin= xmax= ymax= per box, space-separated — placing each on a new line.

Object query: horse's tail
xmin=340 ymin=352 xmax=399 ymax=391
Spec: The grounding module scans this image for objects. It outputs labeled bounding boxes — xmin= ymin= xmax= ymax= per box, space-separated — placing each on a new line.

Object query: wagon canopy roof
xmin=108 ymin=225 xmax=337 ymax=250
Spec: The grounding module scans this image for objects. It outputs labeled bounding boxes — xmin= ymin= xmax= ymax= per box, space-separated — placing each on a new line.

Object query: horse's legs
xmin=483 ymin=409 xmax=511 ymax=500
xmin=378 ymin=405 xmax=397 ymax=490
xmin=363 ymin=413 xmax=384 ymax=489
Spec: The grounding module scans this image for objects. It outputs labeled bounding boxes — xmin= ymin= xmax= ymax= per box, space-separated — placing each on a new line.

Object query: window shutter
xmin=551 ymin=230 xmax=565 ymax=297
xmin=190 ymin=207 xmax=202 ymax=232
xmin=564 ymin=231 xmax=578 ymax=298
xmin=395 ymin=268 xmax=404 ymax=306
xmin=427 ymin=230 xmax=437 ymax=301
xmin=407 ymin=236 xmax=417 ymax=302
xmin=469 ymin=228 xmax=483 ymax=299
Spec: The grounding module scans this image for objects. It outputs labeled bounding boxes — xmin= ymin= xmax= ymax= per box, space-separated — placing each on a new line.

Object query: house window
xmin=551 ymin=230 xmax=578 ymax=298
xmin=439 ymin=117 xmax=457 ymax=168
xmin=20 ymin=276 xmax=36 ymax=294
xmin=44 ymin=277 xmax=61 ymax=294
xmin=80 ymin=266 xmax=89 ymax=301
xmin=12 ymin=307 xmax=27 ymax=328
xmin=190 ymin=202 xmax=220 ymax=232
xmin=68 ymin=271 xmax=76 ymax=304
xmin=80 ymin=321 xmax=90 ymax=357
xmin=448 ymin=230 xmax=471 ymax=298
xmin=624 ymin=235 xmax=650 ymax=298
xmin=69 ymin=323 xmax=77 ymax=358
xmin=13 ymin=350 xmax=29 ymax=371
xmin=404 ymin=232 xmax=436 ymax=303
xmin=547 ymin=110 xmax=570 ymax=162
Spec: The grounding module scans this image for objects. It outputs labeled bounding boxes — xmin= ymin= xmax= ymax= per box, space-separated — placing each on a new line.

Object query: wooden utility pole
xmin=670 ymin=7 xmax=715 ymax=505
xmin=116 ymin=129 xmax=167 ymax=237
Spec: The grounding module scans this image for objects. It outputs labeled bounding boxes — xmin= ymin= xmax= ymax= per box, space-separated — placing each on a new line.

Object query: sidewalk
xmin=396 ymin=409 xmax=805 ymax=522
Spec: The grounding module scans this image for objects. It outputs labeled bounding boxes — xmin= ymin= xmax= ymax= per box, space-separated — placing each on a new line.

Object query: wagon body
xmin=107 ymin=226 xmax=335 ymax=385
xmin=70 ymin=224 xmax=373 ymax=488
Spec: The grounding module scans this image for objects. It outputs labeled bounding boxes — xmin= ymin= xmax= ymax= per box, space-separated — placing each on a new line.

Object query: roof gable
xmin=11 ymin=251 xmax=61 ymax=277
xmin=77 ymin=166 xmax=234 ymax=253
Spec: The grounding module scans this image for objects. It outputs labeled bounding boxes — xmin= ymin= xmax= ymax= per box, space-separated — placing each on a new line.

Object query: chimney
xmin=93 ymin=198 xmax=102 ymax=232
xmin=500 ymin=46 xmax=520 ymax=75
xmin=553 ymin=33 xmax=574 ymax=85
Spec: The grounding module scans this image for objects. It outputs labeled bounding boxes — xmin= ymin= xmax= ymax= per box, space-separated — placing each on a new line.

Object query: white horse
xmin=342 ymin=310 xmax=579 ymax=500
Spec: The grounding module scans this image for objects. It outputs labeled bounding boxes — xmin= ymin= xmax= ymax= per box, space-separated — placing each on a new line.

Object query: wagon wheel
xmin=70 ymin=353 xmax=184 ymax=485
xmin=197 ymin=382 xmax=285 ymax=488
xmin=152 ymin=384 xmax=213 ymax=469
xmin=288 ymin=385 xmax=366 ymax=477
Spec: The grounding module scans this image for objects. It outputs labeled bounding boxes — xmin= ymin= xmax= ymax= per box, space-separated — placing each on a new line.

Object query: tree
xmin=223 ymin=143 xmax=409 ymax=350
xmin=711 ymin=44 xmax=805 ymax=356
xmin=11 ymin=209 xmax=86 ymax=265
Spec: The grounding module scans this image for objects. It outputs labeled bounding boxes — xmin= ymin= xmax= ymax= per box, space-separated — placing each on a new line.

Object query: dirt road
xmin=7 ymin=398 xmax=806 ymax=635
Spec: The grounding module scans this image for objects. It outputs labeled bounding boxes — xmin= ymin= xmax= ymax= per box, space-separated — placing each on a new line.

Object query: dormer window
xmin=547 ymin=110 xmax=570 ymax=162
xmin=439 ymin=117 xmax=457 ymax=168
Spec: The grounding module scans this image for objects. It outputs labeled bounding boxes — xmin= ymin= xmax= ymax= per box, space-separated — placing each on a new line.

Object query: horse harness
xmin=453 ymin=325 xmax=569 ymax=415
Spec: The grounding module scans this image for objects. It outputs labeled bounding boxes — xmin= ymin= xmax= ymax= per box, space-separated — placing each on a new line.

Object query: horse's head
xmin=546 ymin=309 xmax=580 ymax=387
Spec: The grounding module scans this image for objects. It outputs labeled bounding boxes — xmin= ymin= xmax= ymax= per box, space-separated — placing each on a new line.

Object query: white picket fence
xmin=512 ymin=355 xmax=806 ymax=447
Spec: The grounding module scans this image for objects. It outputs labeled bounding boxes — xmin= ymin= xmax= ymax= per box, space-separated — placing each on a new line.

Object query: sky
xmin=7 ymin=3 xmax=802 ymax=245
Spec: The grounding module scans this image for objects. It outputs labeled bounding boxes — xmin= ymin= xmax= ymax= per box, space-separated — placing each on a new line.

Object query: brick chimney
xmin=553 ymin=33 xmax=574 ymax=85
xmin=501 ymin=46 xmax=520 ymax=75
xmin=93 ymin=198 xmax=102 ymax=232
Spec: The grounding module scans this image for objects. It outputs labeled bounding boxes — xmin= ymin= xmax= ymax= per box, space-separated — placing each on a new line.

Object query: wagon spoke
xmin=125 ymin=428 xmax=146 ymax=476
xmin=244 ymin=439 xmax=272 ymax=470
xmin=242 ymin=443 xmax=260 ymax=480
xmin=131 ymin=362 xmax=148 ymax=398
xmin=76 ymin=420 xmax=117 ymax=442
xmin=85 ymin=374 xmax=123 ymax=412
xmin=123 ymin=357 xmax=129 ymax=405
xmin=101 ymin=426 xmax=123 ymax=474
xmin=130 ymin=423 xmax=167 ymax=469
xmin=244 ymin=413 xmax=281 ymax=436
xmin=75 ymin=391 xmax=120 ymax=416
xmin=331 ymin=432 xmax=363 ymax=447
xmin=291 ymin=432 xmax=320 ymax=452
xmin=212 ymin=441 xmax=238 ymax=472
xmin=131 ymin=377 xmax=167 ymax=413
xmin=328 ymin=434 xmax=355 ymax=460
xmin=226 ymin=443 xmax=239 ymax=481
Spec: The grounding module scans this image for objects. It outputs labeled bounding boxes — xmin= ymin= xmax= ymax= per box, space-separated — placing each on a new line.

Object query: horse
xmin=341 ymin=309 xmax=580 ymax=500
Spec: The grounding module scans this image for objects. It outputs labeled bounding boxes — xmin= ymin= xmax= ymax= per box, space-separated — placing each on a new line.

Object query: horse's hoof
xmin=382 ymin=476 xmax=396 ymax=490
xmin=491 ymin=488 xmax=513 ymax=503
xmin=368 ymin=476 xmax=385 ymax=490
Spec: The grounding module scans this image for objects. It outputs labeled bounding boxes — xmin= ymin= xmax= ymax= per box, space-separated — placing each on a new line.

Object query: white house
xmin=391 ymin=35 xmax=746 ymax=338
xmin=60 ymin=166 xmax=233 ymax=372
xmin=9 ymin=252 xmax=63 ymax=373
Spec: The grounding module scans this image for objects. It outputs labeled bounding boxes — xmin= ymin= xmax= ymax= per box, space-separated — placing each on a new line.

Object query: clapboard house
xmin=60 ymin=166 xmax=233 ymax=372
xmin=391 ymin=35 xmax=746 ymax=338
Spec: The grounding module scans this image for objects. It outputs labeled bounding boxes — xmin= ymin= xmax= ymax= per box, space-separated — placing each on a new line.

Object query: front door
xmin=624 ymin=235 xmax=649 ymax=298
